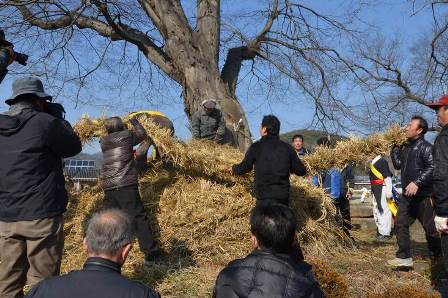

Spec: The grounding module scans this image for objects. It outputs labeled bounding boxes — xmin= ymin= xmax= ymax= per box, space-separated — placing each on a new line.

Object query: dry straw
xmin=69 ymin=114 xmax=408 ymax=296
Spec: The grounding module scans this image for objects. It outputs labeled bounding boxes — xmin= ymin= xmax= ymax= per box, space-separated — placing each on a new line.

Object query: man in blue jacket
xmin=0 ymin=77 xmax=82 ymax=297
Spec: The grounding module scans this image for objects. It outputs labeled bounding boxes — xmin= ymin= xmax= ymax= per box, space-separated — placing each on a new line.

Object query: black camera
xmin=45 ymin=102 xmax=66 ymax=120
xmin=14 ymin=52 xmax=28 ymax=66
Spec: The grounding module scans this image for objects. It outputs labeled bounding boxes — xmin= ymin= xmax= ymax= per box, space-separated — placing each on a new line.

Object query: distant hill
xmin=280 ymin=129 xmax=345 ymax=150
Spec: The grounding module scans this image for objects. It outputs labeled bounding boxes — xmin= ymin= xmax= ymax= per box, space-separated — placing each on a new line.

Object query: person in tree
xmin=191 ymin=99 xmax=226 ymax=144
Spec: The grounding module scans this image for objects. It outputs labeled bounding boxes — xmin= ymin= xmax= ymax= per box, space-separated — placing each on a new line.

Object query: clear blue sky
xmin=0 ymin=1 xmax=435 ymax=153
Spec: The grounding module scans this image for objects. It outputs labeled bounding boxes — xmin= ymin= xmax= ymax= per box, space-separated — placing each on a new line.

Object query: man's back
xmin=100 ymin=125 xmax=145 ymax=190
xmin=26 ymin=257 xmax=160 ymax=298
xmin=213 ymin=250 xmax=323 ymax=298
xmin=233 ymin=135 xmax=306 ymax=202
xmin=0 ymin=107 xmax=81 ymax=221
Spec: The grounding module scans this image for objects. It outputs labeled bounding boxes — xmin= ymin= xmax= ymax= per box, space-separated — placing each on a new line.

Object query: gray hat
xmin=202 ymin=98 xmax=217 ymax=109
xmin=5 ymin=77 xmax=52 ymax=105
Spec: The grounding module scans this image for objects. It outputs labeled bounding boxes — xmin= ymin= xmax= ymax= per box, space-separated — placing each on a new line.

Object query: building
xmin=64 ymin=159 xmax=99 ymax=191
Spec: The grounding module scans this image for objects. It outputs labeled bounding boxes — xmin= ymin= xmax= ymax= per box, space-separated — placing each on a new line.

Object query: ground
xmin=318 ymin=219 xmax=446 ymax=298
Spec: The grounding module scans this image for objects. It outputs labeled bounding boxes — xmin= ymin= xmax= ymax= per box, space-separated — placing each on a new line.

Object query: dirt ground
xmin=321 ymin=220 xmax=447 ymax=298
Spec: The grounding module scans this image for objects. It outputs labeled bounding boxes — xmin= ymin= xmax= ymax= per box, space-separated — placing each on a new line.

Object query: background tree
xmin=348 ymin=0 xmax=448 ymax=130
xmin=0 ymin=0 xmax=370 ymax=150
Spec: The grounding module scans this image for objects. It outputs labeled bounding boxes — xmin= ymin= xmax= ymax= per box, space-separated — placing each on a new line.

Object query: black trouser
xmin=395 ymin=196 xmax=441 ymax=258
xmin=335 ymin=196 xmax=352 ymax=236
xmin=441 ymin=234 xmax=448 ymax=272
xmin=256 ymin=198 xmax=289 ymax=206
xmin=103 ymin=185 xmax=160 ymax=256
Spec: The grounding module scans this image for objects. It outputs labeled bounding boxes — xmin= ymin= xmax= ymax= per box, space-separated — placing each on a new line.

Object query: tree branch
xmin=16 ymin=3 xmax=180 ymax=81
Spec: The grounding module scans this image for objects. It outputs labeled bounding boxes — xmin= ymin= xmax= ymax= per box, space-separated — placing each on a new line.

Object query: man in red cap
xmin=426 ymin=95 xmax=448 ymax=270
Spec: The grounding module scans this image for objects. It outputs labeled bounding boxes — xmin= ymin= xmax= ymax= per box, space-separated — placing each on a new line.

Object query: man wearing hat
xmin=0 ymin=77 xmax=82 ymax=297
xmin=0 ymin=29 xmax=28 ymax=83
xmin=191 ymin=98 xmax=226 ymax=144
xmin=426 ymin=95 xmax=448 ymax=271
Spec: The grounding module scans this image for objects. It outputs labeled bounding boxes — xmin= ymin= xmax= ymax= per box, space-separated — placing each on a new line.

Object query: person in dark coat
xmin=26 ymin=209 xmax=160 ymax=298
xmin=426 ymin=96 xmax=448 ymax=272
xmin=387 ymin=116 xmax=441 ymax=268
xmin=191 ymin=98 xmax=226 ymax=143
xmin=100 ymin=116 xmax=161 ymax=265
xmin=0 ymin=77 xmax=82 ymax=297
xmin=213 ymin=203 xmax=324 ymax=298
xmin=231 ymin=115 xmax=307 ymax=206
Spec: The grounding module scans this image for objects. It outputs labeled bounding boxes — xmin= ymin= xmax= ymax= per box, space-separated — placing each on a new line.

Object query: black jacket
xmin=26 ymin=257 xmax=160 ymax=298
xmin=232 ymin=135 xmax=306 ymax=202
xmin=433 ymin=125 xmax=448 ymax=216
xmin=100 ymin=119 xmax=147 ymax=190
xmin=0 ymin=102 xmax=81 ymax=221
xmin=213 ymin=250 xmax=324 ymax=298
xmin=391 ymin=136 xmax=434 ymax=198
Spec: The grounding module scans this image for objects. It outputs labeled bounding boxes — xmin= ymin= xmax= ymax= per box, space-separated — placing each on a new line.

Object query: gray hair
xmin=85 ymin=209 xmax=134 ymax=255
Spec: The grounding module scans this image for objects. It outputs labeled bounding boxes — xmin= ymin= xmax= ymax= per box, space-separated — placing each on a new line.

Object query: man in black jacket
xmin=213 ymin=203 xmax=324 ymax=298
xmin=27 ymin=209 xmax=160 ymax=298
xmin=0 ymin=77 xmax=82 ymax=297
xmin=387 ymin=116 xmax=441 ymax=268
xmin=231 ymin=115 xmax=307 ymax=206
xmin=426 ymin=96 xmax=448 ymax=271
xmin=100 ymin=116 xmax=161 ymax=266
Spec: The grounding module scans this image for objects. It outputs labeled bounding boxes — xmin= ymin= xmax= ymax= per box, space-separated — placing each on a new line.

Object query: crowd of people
xmin=0 ymin=75 xmax=448 ymax=297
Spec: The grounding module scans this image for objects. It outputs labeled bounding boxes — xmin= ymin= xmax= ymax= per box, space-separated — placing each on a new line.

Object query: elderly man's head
xmin=250 ymin=203 xmax=297 ymax=254
xmin=83 ymin=209 xmax=134 ymax=265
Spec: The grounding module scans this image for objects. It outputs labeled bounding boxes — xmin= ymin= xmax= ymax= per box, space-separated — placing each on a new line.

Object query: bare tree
xmin=0 ymin=0 xmax=368 ymax=149
xmin=349 ymin=0 xmax=448 ymax=129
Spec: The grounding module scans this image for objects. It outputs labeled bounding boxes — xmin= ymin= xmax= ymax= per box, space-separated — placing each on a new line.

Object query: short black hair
xmin=105 ymin=116 xmax=125 ymax=134
xmin=292 ymin=134 xmax=304 ymax=142
xmin=411 ymin=115 xmax=428 ymax=135
xmin=316 ymin=136 xmax=332 ymax=147
xmin=261 ymin=115 xmax=280 ymax=136
xmin=250 ymin=203 xmax=297 ymax=253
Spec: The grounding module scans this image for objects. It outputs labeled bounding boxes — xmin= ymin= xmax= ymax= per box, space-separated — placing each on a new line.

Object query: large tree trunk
xmin=182 ymin=63 xmax=252 ymax=152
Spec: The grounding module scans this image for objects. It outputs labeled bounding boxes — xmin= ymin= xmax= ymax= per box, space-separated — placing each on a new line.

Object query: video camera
xmin=0 ymin=29 xmax=29 ymax=84
xmin=45 ymin=102 xmax=66 ymax=120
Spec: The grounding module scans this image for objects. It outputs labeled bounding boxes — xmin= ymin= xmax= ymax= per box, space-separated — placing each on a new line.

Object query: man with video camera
xmin=0 ymin=29 xmax=28 ymax=84
xmin=0 ymin=77 xmax=82 ymax=297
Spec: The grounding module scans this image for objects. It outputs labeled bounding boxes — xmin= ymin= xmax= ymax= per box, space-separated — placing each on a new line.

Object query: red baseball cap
xmin=426 ymin=95 xmax=448 ymax=110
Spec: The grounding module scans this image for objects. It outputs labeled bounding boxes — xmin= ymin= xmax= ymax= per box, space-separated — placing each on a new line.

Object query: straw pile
xmin=68 ymin=114 xmax=409 ymax=296
xmin=302 ymin=125 xmax=407 ymax=175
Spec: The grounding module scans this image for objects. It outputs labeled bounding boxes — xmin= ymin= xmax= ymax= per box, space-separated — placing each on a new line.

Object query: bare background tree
xmin=0 ymin=0 xmax=404 ymax=149
xmin=347 ymin=0 xmax=448 ymax=130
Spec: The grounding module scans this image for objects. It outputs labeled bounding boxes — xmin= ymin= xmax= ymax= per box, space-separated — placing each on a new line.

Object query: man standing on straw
xmin=387 ymin=116 xmax=441 ymax=268
xmin=191 ymin=99 xmax=226 ymax=144
xmin=100 ymin=116 xmax=162 ymax=266
xmin=230 ymin=115 xmax=307 ymax=206
xmin=426 ymin=96 xmax=448 ymax=271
